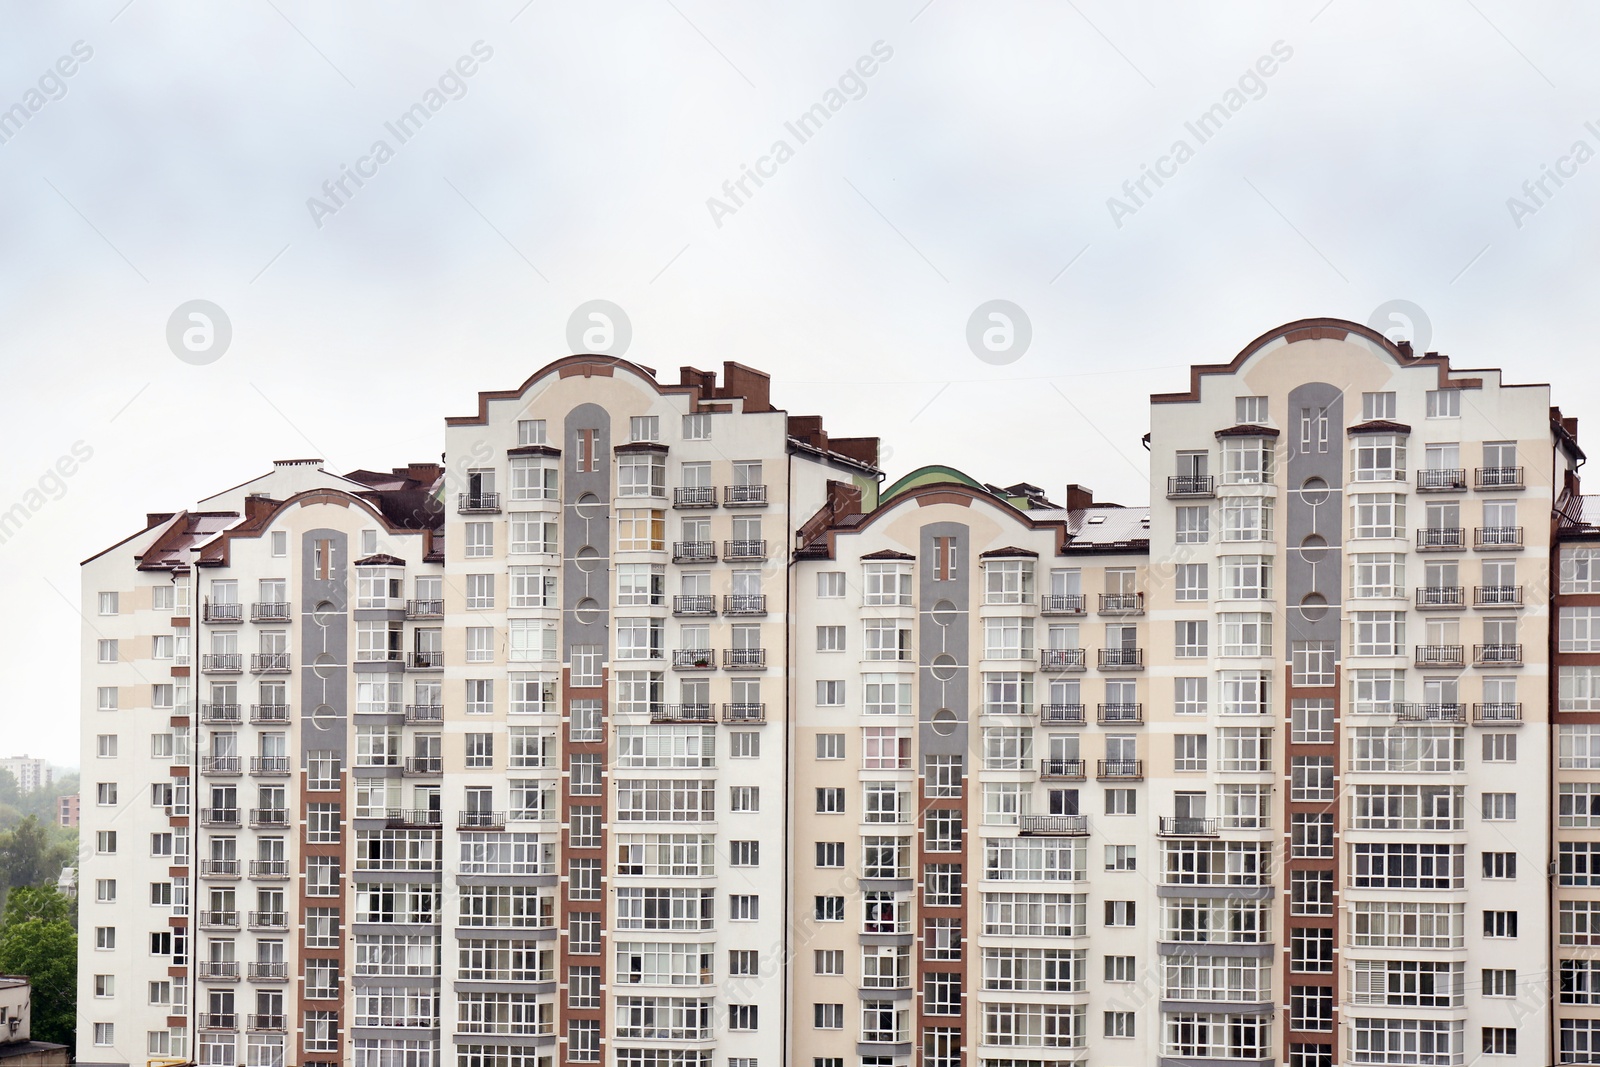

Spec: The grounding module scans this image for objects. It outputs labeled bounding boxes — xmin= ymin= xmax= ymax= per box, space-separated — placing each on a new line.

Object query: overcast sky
xmin=3 ymin=1 xmax=1597 ymax=765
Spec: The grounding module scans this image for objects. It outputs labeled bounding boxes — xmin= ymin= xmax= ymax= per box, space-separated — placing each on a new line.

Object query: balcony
xmin=673 ymin=541 xmax=716 ymax=564
xmin=458 ymin=492 xmax=501 ymax=513
xmin=722 ymin=702 xmax=767 ymax=724
xmin=1040 ymin=647 xmax=1087 ymax=672
xmin=672 ymin=648 xmax=717 ymax=671
xmin=247 ymin=962 xmax=288 ymax=982
xmin=200 ymin=703 xmax=242 ymax=724
xmin=1414 ymin=645 xmax=1465 ymax=668
xmin=200 ymin=756 xmax=241 ymax=776
xmin=1474 ymin=585 xmax=1523 ymax=607
xmin=723 ymin=539 xmax=767 ymax=561
xmin=403 ymin=756 xmax=442 ymax=776
xmin=458 ymin=811 xmax=507 ymax=831
xmin=1417 ymin=527 xmax=1466 ymax=550
xmin=248 ymin=860 xmax=288 ymax=880
xmin=1098 ymin=647 xmax=1145 ymax=670
xmin=724 ymin=484 xmax=768 ymax=507
xmin=405 ymin=599 xmax=444 ymax=619
xmin=250 ymin=703 xmax=290 ymax=724
xmin=198 ymin=859 xmax=241 ymax=878
xmin=1475 ymin=643 xmax=1523 ymax=666
xmin=1019 ymin=814 xmax=1088 ymax=836
xmin=723 ymin=594 xmax=767 ymax=616
xmin=1417 ymin=467 xmax=1468 ymax=491
xmin=403 ymin=700 xmax=441 ymax=726
xmin=247 ymin=911 xmax=288 ymax=931
xmin=673 ymin=485 xmax=718 ymax=508
xmin=250 ymin=808 xmax=289 ymax=829
xmin=201 ymin=653 xmax=243 ymax=674
xmin=1474 ymin=702 xmax=1524 ymax=725
xmin=1098 ymin=702 xmax=1144 ymax=725
xmin=1475 ymin=466 xmax=1524 ymax=490
xmin=1159 ymin=816 xmax=1220 ymax=837
xmin=202 ymin=601 xmax=243 ymax=624
xmin=1395 ymin=702 xmax=1466 ymax=723
xmin=251 ymin=601 xmax=291 ymax=622
xmin=249 ymin=757 xmax=290 ymax=776
xmin=673 ymin=595 xmax=716 ymax=616
xmin=1040 ymin=593 xmax=1087 ymax=616
xmin=196 ymin=962 xmax=239 ymax=982
xmin=408 ymin=650 xmax=444 ymax=670
xmin=1041 ymin=704 xmax=1086 ymax=725
xmin=1039 ymin=758 xmax=1086 ymax=780
xmin=1097 ymin=759 xmax=1143 ymax=780
xmin=1475 ymin=526 xmax=1524 ymax=550
xmin=1414 ymin=586 xmax=1464 ymax=609
xmin=251 ymin=653 xmax=291 ymax=674
xmin=386 ymin=808 xmax=442 ymax=828
xmin=653 ymin=703 xmax=714 ymax=723
xmin=247 ymin=1015 xmax=287 ymax=1032
xmin=199 ymin=1012 xmax=238 ymax=1030
xmin=200 ymin=807 xmax=241 ymax=828
xmin=1098 ymin=592 xmax=1145 ymax=615
xmin=198 ymin=909 xmax=239 ymax=929
xmin=1166 ymin=474 xmax=1216 ymax=498
xmin=724 ymin=648 xmax=767 ymax=670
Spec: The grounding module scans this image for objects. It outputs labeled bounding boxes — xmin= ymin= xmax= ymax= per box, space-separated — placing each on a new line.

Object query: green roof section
xmin=879 ymin=465 xmax=987 ymax=503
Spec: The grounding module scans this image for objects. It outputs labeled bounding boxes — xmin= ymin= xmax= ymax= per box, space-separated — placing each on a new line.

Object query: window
xmin=1351 ymin=493 xmax=1406 ymax=539
xmin=1104 ymin=788 xmax=1135 ymax=815
xmin=815 ymin=841 xmax=843 ymax=867
xmin=1484 ymin=911 xmax=1518 ymax=938
xmin=1427 ymin=388 xmax=1460 ymax=417
xmin=95 ymin=831 xmax=117 ymax=855
xmin=1483 ymin=733 xmax=1516 ymax=763
xmin=1482 ymin=793 xmax=1516 ymax=821
xmin=1219 ymin=555 xmax=1270 ymax=599
xmin=1174 ymin=734 xmax=1206 ymax=772
xmin=1290 ymin=987 xmax=1334 ymax=1033
xmin=985 ymin=559 xmax=1035 ymax=604
xmin=1291 ymin=641 xmax=1336 ymax=686
xmin=1174 ymin=677 xmax=1207 ymax=716
xmin=1221 ymin=496 xmax=1273 ymax=541
xmin=464 ymin=733 xmax=493 ymax=769
xmin=1175 ymin=505 xmax=1210 ymax=543
xmin=863 ymin=563 xmax=912 ymax=606
xmin=730 ymin=786 xmax=759 ymax=813
xmin=1482 ymin=852 xmax=1516 ymax=879
xmin=729 ymin=895 xmax=758 ymax=921
xmin=1291 ymin=870 xmax=1333 ymax=916
xmin=1105 ymin=845 xmax=1136 ymax=871
xmin=1290 ymin=927 xmax=1333 ymax=972
xmin=95 ymin=926 xmax=115 ymax=949
xmin=97 ymin=639 xmax=118 ymax=663
xmin=865 ymin=619 xmax=912 ymax=660
xmin=1351 ymin=553 xmax=1404 ymax=598
xmin=1175 ymin=620 xmax=1207 ymax=658
xmin=1221 ymin=436 xmax=1274 ymax=484
xmin=1104 ymin=900 xmax=1135 ymax=927
xmin=1482 ymin=1028 xmax=1516 ymax=1055
xmin=815 ymin=733 xmax=844 ymax=760
xmin=1219 ymin=613 xmax=1271 ymax=656
xmin=1291 ymin=813 xmax=1333 ymax=859
xmin=816 ymin=571 xmax=845 ymax=597
xmin=1290 ymin=757 xmax=1334 ymax=801
xmin=813 ymin=1003 xmax=843 ymax=1029
xmin=1236 ymin=395 xmax=1268 ymax=423
xmin=1174 ymin=563 xmax=1207 ymax=600
xmin=815 ymin=625 xmax=845 ymax=652
xmin=1362 ymin=391 xmax=1396 ymax=420
xmin=815 ymin=680 xmax=844 ymax=706
xmin=814 ymin=896 xmax=844 ymax=922
xmin=616 ymin=508 xmax=665 ymax=551
xmin=1482 ymin=968 xmax=1515 ymax=997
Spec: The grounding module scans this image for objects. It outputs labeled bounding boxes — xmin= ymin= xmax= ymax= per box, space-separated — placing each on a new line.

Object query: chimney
xmin=788 ymin=416 xmax=827 ymax=450
xmin=244 ymin=494 xmax=277 ymax=523
xmin=273 ymin=458 xmax=323 ymax=467
xmin=679 ymin=366 xmax=718 ymax=396
xmin=1395 ymin=339 xmax=1413 ymax=358
xmin=1065 ymin=484 xmax=1094 ymax=511
xmin=406 ymin=462 xmax=443 ymax=486
xmin=720 ymin=361 xmax=772 ymax=412
xmin=830 ymin=436 xmax=881 ymax=468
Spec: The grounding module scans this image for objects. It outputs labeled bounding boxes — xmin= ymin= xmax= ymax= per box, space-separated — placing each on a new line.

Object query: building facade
xmin=0 ymin=756 xmax=52 ymax=794
xmin=78 ymin=323 xmax=1590 ymax=1067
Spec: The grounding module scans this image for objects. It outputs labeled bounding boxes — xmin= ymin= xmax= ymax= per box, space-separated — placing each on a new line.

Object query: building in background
xmin=54 ymin=795 xmax=77 ymax=828
xmin=0 ymin=758 xmax=52 ymax=794
xmin=77 ymin=324 xmax=1588 ymax=1067
xmin=0 ymin=977 xmax=70 ymax=1067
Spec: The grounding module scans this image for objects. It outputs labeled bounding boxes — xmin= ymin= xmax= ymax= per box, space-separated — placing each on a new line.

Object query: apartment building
xmin=79 ymin=321 xmax=1590 ymax=1067
xmin=0 ymin=756 xmax=52 ymax=794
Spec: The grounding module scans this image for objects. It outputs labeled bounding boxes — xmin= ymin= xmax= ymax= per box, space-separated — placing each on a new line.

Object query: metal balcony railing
xmin=409 ymin=650 xmax=444 ymax=669
xmin=1099 ymin=647 xmax=1145 ymax=670
xmin=201 ymin=703 xmax=242 ymax=724
xmin=1474 ymin=585 xmax=1523 ymax=607
xmin=1417 ymin=527 xmax=1466 ymax=549
xmin=653 ymin=703 xmax=715 ymax=723
xmin=458 ymin=811 xmax=507 ymax=831
xmin=673 ymin=595 xmax=716 ymax=616
xmin=198 ymin=859 xmax=241 ymax=878
xmin=1039 ymin=593 xmax=1087 ymax=615
xmin=1417 ymin=468 xmax=1467 ymax=491
xmin=724 ymin=648 xmax=767 ymax=670
xmin=1473 ymin=702 xmax=1524 ymax=724
xmin=404 ymin=704 xmax=443 ymax=724
xmin=198 ymin=910 xmax=239 ymax=929
xmin=405 ymin=599 xmax=444 ymax=619
xmin=723 ymin=594 xmax=767 ymax=616
xmin=673 ymin=541 xmax=716 ymax=563
xmin=1098 ymin=592 xmax=1145 ymax=615
xmin=1395 ymin=703 xmax=1466 ymax=723
xmin=199 ymin=1012 xmax=237 ymax=1030
xmin=196 ymin=962 xmax=239 ymax=981
xmin=1475 ymin=643 xmax=1523 ymax=666
xmin=386 ymin=808 xmax=443 ymax=828
xmin=1415 ymin=586 xmax=1464 ymax=609
xmin=248 ymin=860 xmax=287 ymax=879
xmin=1475 ymin=526 xmax=1524 ymax=549
xmin=458 ymin=492 xmax=501 ymax=513
xmin=1039 ymin=758 xmax=1086 ymax=779
xmin=1019 ymin=814 xmax=1088 ymax=835
xmin=247 ymin=962 xmax=288 ymax=981
xmin=1097 ymin=759 xmax=1143 ymax=780
xmin=250 ymin=703 xmax=290 ymax=724
xmin=1475 ymin=466 xmax=1524 ymax=490
xmin=722 ymin=702 xmax=767 ymax=723
xmin=200 ymin=807 xmax=240 ymax=827
xmin=724 ymin=484 xmax=768 ymax=506
xmin=673 ymin=649 xmax=717 ymax=670
xmin=250 ymin=756 xmax=290 ymax=776
xmin=251 ymin=602 xmax=291 ymax=622
xmin=202 ymin=601 xmax=243 ymax=623
xmin=1415 ymin=645 xmax=1465 ymax=667
xmin=1098 ymin=702 xmax=1144 ymax=724
xmin=250 ymin=808 xmax=289 ymax=829
xmin=201 ymin=653 xmax=243 ymax=673
xmin=1159 ymin=816 xmax=1220 ymax=836
xmin=247 ymin=911 xmax=288 ymax=930
xmin=251 ymin=653 xmax=291 ymax=674
xmin=723 ymin=539 xmax=767 ymax=561
xmin=1041 ymin=647 xmax=1087 ymax=671
xmin=1166 ymin=474 xmax=1215 ymax=498
xmin=673 ymin=485 xmax=718 ymax=508
xmin=1041 ymin=704 xmax=1086 ymax=725
xmin=403 ymin=756 xmax=442 ymax=776
xmin=247 ymin=1015 xmax=287 ymax=1032
xmin=200 ymin=756 xmax=241 ymax=776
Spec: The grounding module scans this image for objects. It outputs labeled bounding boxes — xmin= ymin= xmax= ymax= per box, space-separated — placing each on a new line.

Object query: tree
xmin=0 ymin=886 xmax=75 ymax=1046
xmin=0 ymin=816 xmax=73 ymax=896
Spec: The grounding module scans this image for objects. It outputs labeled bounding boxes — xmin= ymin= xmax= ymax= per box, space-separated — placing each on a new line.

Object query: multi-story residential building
xmin=0 ymin=756 xmax=53 ymax=794
xmin=79 ymin=321 xmax=1590 ymax=1067
xmin=57 ymin=794 xmax=78 ymax=827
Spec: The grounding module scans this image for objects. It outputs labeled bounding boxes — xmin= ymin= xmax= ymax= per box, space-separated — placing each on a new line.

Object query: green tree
xmin=0 ymin=886 xmax=75 ymax=1045
xmin=0 ymin=817 xmax=72 ymax=896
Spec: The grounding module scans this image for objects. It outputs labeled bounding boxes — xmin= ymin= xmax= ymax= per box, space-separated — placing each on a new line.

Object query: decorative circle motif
xmin=931 ymin=599 xmax=958 ymax=627
xmin=574 ymin=597 xmax=600 ymax=624
xmin=575 ymin=492 xmax=606 ymax=520
xmin=1299 ymin=476 xmax=1330 ymax=506
xmin=1299 ymin=592 xmax=1329 ymax=622
xmin=308 ymin=703 xmax=337 ymax=732
xmin=930 ymin=708 xmax=958 ymax=736
xmin=575 ymin=546 xmax=602 ymax=572
xmin=1298 ymin=533 xmax=1328 ymax=565
xmin=930 ymin=654 xmax=959 ymax=681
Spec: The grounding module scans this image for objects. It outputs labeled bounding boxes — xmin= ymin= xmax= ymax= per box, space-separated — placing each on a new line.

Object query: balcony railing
xmin=201 ymin=653 xmax=243 ymax=673
xmin=724 ymin=648 xmax=766 ymax=670
xmin=250 ymin=703 xmax=290 ymax=724
xmin=200 ymin=807 xmax=240 ymax=828
xmin=251 ymin=602 xmax=291 ymax=622
xmin=1417 ymin=527 xmax=1466 ymax=549
xmin=386 ymin=808 xmax=442 ymax=828
xmin=673 ymin=485 xmax=718 ymax=508
xmin=202 ymin=601 xmax=243 ymax=623
xmin=1474 ymin=585 xmax=1523 ymax=607
xmin=404 ymin=704 xmax=443 ymax=724
xmin=723 ymin=539 xmax=768 ymax=561
xmin=1159 ymin=816 xmax=1220 ymax=837
xmin=1417 ymin=468 xmax=1467 ymax=491
xmin=403 ymin=756 xmax=442 ymax=776
xmin=199 ymin=1012 xmax=238 ymax=1030
xmin=723 ymin=594 xmax=767 ymax=616
xmin=250 ymin=808 xmax=290 ymax=829
xmin=1097 ymin=759 xmax=1143 ymax=780
xmin=673 ymin=541 xmax=716 ymax=563
xmin=1415 ymin=645 xmax=1465 ymax=667
xmin=247 ymin=911 xmax=288 ymax=931
xmin=672 ymin=648 xmax=717 ymax=670
xmin=1395 ymin=703 xmax=1466 ymax=723
xmin=653 ymin=703 xmax=715 ymax=723
xmin=1473 ymin=702 xmax=1524 ymax=724
xmin=251 ymin=653 xmax=291 ymax=674
xmin=405 ymin=599 xmax=444 ymax=619
xmin=673 ymin=595 xmax=716 ymax=616
xmin=1166 ymin=474 xmax=1216 ymax=498
xmin=1099 ymin=647 xmax=1145 ymax=670
xmin=458 ymin=811 xmax=507 ymax=831
xmin=1098 ymin=592 xmax=1145 ymax=615
xmin=1475 ymin=643 xmax=1523 ymax=666
xmin=1040 ymin=647 xmax=1087 ymax=671
xmin=1041 ymin=704 xmax=1086 ymax=725
xmin=1040 ymin=593 xmax=1087 ymax=615
xmin=200 ymin=756 xmax=241 ymax=776
xmin=196 ymin=961 xmax=239 ymax=981
xmin=198 ymin=909 xmax=239 ymax=929
xmin=724 ymin=484 xmax=768 ymax=507
xmin=198 ymin=859 xmax=241 ymax=878
xmin=1475 ymin=466 xmax=1524 ymax=490
xmin=1019 ymin=814 xmax=1088 ymax=835
xmin=1098 ymin=702 xmax=1143 ymax=724
xmin=201 ymin=703 xmax=242 ymax=724
xmin=1475 ymin=526 xmax=1524 ymax=550
xmin=1415 ymin=586 xmax=1464 ymax=609
xmin=408 ymin=650 xmax=444 ymax=669
xmin=458 ymin=492 xmax=501 ymax=513
xmin=722 ymin=702 xmax=767 ymax=723
xmin=247 ymin=1015 xmax=287 ymax=1032
xmin=249 ymin=756 xmax=290 ymax=776
xmin=1039 ymin=758 xmax=1086 ymax=780
xmin=248 ymin=860 xmax=287 ymax=879
xmin=246 ymin=962 xmax=288 ymax=982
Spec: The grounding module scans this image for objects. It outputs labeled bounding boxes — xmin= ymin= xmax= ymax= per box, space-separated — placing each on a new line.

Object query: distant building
xmin=53 ymin=869 xmax=75 ymax=901
xmin=0 ymin=758 xmax=50 ymax=795
xmin=54 ymin=796 xmax=76 ymax=828
xmin=0 ymin=977 xmax=69 ymax=1067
